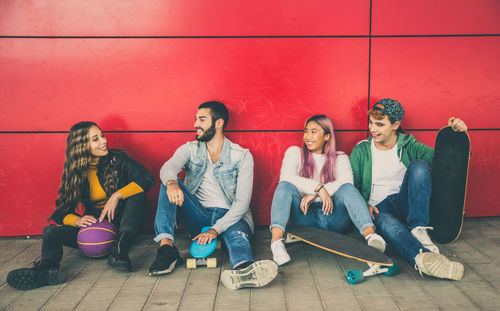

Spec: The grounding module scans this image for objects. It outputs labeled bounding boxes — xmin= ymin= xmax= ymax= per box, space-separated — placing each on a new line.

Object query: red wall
xmin=1 ymin=1 xmax=499 ymax=236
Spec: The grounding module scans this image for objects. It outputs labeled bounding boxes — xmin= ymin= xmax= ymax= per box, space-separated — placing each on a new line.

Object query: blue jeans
xmin=154 ymin=181 xmax=253 ymax=268
xmin=270 ymin=181 xmax=374 ymax=234
xmin=373 ymin=160 xmax=432 ymax=264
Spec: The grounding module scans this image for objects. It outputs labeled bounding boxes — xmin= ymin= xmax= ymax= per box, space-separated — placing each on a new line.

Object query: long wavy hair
xmin=50 ymin=121 xmax=121 ymax=219
xmin=299 ymin=115 xmax=337 ymax=183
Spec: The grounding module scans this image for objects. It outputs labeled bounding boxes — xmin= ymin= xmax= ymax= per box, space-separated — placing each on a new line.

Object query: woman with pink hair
xmin=269 ymin=115 xmax=385 ymax=265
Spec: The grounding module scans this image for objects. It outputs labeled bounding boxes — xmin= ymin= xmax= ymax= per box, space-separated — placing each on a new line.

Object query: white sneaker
xmin=366 ymin=233 xmax=386 ymax=253
xmin=221 ymin=260 xmax=279 ymax=290
xmin=411 ymin=226 xmax=439 ymax=253
xmin=415 ymin=252 xmax=464 ymax=280
xmin=271 ymin=239 xmax=291 ymax=266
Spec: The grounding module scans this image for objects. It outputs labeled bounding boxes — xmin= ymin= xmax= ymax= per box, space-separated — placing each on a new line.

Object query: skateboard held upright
xmin=429 ymin=126 xmax=471 ymax=244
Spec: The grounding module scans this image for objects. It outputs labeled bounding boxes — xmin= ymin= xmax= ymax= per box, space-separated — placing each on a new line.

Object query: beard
xmin=195 ymin=122 xmax=217 ymax=142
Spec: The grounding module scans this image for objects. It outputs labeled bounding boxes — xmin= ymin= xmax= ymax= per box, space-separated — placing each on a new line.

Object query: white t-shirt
xmin=311 ymin=153 xmax=326 ymax=182
xmin=368 ymin=140 xmax=407 ymax=206
xmin=195 ymin=159 xmax=230 ymax=209
xmin=279 ymin=146 xmax=354 ymax=197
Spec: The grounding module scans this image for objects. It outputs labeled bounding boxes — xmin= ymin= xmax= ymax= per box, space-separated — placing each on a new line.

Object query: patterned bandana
xmin=373 ymin=98 xmax=404 ymax=123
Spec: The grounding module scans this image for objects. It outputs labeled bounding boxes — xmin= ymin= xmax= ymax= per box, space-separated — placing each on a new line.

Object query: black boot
xmin=7 ymin=260 xmax=64 ymax=290
xmin=149 ymin=244 xmax=183 ymax=276
xmin=108 ymin=232 xmax=132 ymax=272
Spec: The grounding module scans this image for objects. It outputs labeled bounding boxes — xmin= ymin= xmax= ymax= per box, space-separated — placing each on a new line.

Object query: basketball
xmin=77 ymin=221 xmax=117 ymax=258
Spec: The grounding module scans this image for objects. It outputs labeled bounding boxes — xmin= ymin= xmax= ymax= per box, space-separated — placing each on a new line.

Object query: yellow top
xmin=62 ymin=162 xmax=144 ymax=226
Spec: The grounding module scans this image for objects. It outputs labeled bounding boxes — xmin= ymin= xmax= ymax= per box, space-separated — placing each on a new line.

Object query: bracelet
xmin=314 ymin=185 xmax=324 ymax=193
xmin=166 ymin=181 xmax=178 ymax=188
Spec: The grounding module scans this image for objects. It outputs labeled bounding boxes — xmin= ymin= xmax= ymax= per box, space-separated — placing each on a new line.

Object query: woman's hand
xmin=300 ymin=194 xmax=317 ymax=215
xmin=193 ymin=228 xmax=218 ymax=245
xmin=318 ymin=187 xmax=333 ymax=215
xmin=99 ymin=192 xmax=123 ymax=222
xmin=166 ymin=181 xmax=184 ymax=206
xmin=448 ymin=117 xmax=468 ymax=132
xmin=75 ymin=215 xmax=97 ymax=228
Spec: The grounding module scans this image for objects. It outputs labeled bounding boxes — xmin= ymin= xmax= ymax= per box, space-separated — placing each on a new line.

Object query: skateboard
xmin=186 ymin=226 xmax=219 ymax=269
xmin=286 ymin=225 xmax=398 ymax=284
xmin=429 ymin=126 xmax=471 ymax=244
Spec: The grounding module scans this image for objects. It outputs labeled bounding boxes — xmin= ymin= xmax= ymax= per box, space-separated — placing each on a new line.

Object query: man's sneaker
xmin=108 ymin=232 xmax=132 ymax=272
xmin=7 ymin=260 xmax=64 ymax=290
xmin=149 ymin=244 xmax=183 ymax=276
xmin=271 ymin=239 xmax=291 ymax=266
xmin=411 ymin=226 xmax=440 ymax=253
xmin=221 ymin=260 xmax=278 ymax=290
xmin=366 ymin=233 xmax=386 ymax=253
xmin=415 ymin=252 xmax=464 ymax=280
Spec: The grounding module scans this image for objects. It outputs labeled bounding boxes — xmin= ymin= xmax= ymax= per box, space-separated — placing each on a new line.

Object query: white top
xmin=368 ymin=139 xmax=407 ymax=206
xmin=279 ymin=146 xmax=354 ymax=197
xmin=195 ymin=159 xmax=231 ymax=209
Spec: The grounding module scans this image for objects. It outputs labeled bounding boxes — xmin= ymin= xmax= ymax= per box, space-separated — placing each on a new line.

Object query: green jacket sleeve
xmin=409 ymin=140 xmax=434 ymax=166
xmin=350 ymin=146 xmax=363 ymax=192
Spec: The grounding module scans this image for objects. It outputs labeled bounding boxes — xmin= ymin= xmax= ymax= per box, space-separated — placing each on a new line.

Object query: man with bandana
xmin=350 ymin=98 xmax=468 ymax=280
xmin=149 ymin=101 xmax=278 ymax=289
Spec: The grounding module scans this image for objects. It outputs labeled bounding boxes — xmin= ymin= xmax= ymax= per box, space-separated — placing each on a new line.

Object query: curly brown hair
xmin=50 ymin=121 xmax=120 ymax=220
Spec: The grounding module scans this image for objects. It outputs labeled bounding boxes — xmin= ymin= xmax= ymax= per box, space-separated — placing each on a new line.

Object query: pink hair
xmin=299 ymin=115 xmax=337 ymax=183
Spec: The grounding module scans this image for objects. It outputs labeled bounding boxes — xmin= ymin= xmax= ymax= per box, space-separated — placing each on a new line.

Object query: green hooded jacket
xmin=349 ymin=133 xmax=434 ymax=206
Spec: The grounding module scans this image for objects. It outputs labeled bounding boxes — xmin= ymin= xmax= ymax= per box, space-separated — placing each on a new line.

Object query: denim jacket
xmin=160 ymin=138 xmax=254 ymax=234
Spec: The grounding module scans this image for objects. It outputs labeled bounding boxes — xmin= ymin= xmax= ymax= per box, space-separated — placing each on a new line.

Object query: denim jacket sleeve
xmin=159 ymin=143 xmax=191 ymax=185
xmin=211 ymin=151 xmax=254 ymax=234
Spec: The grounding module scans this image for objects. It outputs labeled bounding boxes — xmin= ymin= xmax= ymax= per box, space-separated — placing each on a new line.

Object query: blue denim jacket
xmin=160 ymin=138 xmax=254 ymax=233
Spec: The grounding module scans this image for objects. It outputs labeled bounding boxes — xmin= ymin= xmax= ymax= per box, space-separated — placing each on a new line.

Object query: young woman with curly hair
xmin=7 ymin=121 xmax=154 ymax=290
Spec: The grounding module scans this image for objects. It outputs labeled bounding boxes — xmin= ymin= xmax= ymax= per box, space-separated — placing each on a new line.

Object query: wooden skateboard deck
xmin=286 ymin=225 xmax=393 ymax=266
xmin=429 ymin=126 xmax=471 ymax=244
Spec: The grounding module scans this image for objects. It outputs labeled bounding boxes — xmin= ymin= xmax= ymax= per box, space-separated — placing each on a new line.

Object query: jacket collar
xmin=196 ymin=137 xmax=231 ymax=165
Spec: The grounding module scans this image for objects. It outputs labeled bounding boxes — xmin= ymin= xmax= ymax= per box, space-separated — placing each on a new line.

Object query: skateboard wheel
xmin=186 ymin=258 xmax=197 ymax=269
xmin=383 ymin=262 xmax=399 ymax=277
xmin=216 ymin=241 xmax=222 ymax=250
xmin=346 ymin=269 xmax=364 ymax=284
xmin=207 ymin=257 xmax=217 ymax=268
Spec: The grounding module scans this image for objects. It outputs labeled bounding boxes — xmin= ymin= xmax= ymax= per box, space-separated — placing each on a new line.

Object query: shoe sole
xmin=418 ymin=253 xmax=464 ymax=280
xmin=221 ymin=260 xmax=279 ymax=290
xmin=273 ymin=255 xmax=291 ymax=266
xmin=368 ymin=239 xmax=386 ymax=253
xmin=149 ymin=258 xmax=182 ymax=276
xmin=7 ymin=268 xmax=64 ymax=290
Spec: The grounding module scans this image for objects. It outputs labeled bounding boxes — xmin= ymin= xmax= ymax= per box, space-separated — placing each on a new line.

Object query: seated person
xmin=270 ymin=114 xmax=386 ymax=265
xmin=350 ymin=98 xmax=467 ymax=280
xmin=149 ymin=101 xmax=278 ymax=290
xmin=7 ymin=121 xmax=154 ymax=290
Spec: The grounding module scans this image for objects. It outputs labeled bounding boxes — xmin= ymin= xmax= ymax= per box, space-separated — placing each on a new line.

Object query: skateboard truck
xmin=346 ymin=262 xmax=399 ymax=284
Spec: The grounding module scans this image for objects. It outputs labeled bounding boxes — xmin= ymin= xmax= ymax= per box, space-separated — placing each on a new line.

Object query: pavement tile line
xmin=1 ymin=218 xmax=500 ymax=310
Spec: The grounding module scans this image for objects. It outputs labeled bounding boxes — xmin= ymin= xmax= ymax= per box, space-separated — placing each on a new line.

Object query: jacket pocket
xmin=218 ymin=165 xmax=239 ymax=202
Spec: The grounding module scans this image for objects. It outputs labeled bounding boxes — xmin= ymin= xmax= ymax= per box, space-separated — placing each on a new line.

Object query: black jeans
xmin=41 ymin=193 xmax=146 ymax=263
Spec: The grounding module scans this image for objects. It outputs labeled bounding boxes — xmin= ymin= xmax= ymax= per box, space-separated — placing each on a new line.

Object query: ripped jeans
xmin=154 ymin=182 xmax=253 ymax=268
